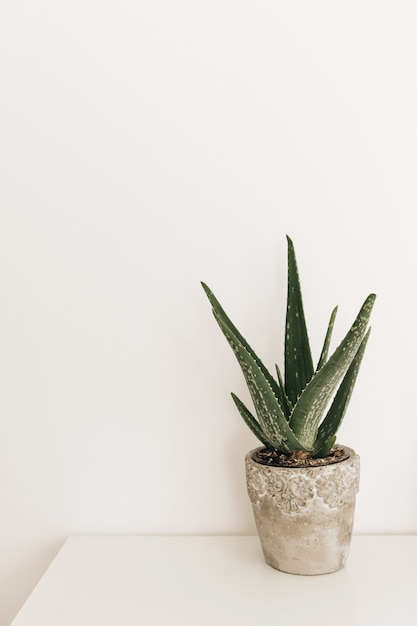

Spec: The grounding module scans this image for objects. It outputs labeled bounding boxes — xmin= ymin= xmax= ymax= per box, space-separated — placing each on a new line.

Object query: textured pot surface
xmin=245 ymin=446 xmax=360 ymax=575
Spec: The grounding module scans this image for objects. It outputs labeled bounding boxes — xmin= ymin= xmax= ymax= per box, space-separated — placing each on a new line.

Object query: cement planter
xmin=245 ymin=446 xmax=360 ymax=575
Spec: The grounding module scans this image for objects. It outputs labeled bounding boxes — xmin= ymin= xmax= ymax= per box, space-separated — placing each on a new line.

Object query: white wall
xmin=1 ymin=1 xmax=416 ymax=623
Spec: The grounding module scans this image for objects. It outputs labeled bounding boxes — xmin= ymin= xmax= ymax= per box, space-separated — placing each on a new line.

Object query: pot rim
xmin=248 ymin=445 xmax=355 ymax=470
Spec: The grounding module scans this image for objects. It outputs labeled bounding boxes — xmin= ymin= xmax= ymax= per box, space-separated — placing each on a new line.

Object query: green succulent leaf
xmin=313 ymin=435 xmax=336 ymax=458
xmin=289 ymin=294 xmax=376 ymax=449
xmin=213 ymin=311 xmax=307 ymax=451
xmin=313 ymin=328 xmax=371 ymax=455
xmin=285 ymin=236 xmax=314 ymax=404
xmin=316 ymin=306 xmax=338 ymax=371
xmin=275 ymin=363 xmax=293 ymax=420
xmin=201 ymin=282 xmax=283 ymax=404
xmin=201 ymin=283 xmax=308 ymax=452
xmin=231 ymin=393 xmax=271 ymax=448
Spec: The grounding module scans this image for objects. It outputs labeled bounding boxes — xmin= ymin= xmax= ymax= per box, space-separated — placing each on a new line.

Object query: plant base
xmin=245 ymin=446 xmax=360 ymax=575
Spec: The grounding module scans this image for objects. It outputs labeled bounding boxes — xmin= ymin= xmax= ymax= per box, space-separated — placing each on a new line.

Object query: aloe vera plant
xmin=201 ymin=236 xmax=375 ymax=458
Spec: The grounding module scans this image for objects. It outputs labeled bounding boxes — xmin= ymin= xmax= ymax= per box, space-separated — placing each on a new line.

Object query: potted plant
xmin=201 ymin=236 xmax=375 ymax=575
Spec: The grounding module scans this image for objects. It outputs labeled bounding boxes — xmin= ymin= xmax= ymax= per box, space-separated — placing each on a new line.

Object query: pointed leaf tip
xmin=285 ymin=233 xmax=314 ymax=403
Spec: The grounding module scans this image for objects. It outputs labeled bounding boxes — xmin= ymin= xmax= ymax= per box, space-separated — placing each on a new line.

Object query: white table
xmin=12 ymin=535 xmax=417 ymax=625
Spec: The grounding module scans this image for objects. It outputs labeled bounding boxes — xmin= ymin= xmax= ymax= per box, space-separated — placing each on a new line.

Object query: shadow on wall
xmin=1 ymin=537 xmax=64 ymax=626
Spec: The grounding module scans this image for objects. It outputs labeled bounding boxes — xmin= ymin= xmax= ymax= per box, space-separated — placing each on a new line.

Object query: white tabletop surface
xmin=12 ymin=535 xmax=417 ymax=625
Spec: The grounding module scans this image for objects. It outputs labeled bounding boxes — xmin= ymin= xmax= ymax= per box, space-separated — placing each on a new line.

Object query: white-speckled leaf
xmin=285 ymin=236 xmax=314 ymax=404
xmin=289 ymin=294 xmax=376 ymax=449
xmin=231 ymin=393 xmax=272 ymax=448
xmin=313 ymin=328 xmax=371 ymax=455
xmin=214 ymin=311 xmax=307 ymax=451
xmin=201 ymin=282 xmax=284 ymax=406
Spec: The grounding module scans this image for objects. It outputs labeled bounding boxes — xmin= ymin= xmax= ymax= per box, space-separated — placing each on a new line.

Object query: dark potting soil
xmin=253 ymin=445 xmax=349 ymax=468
